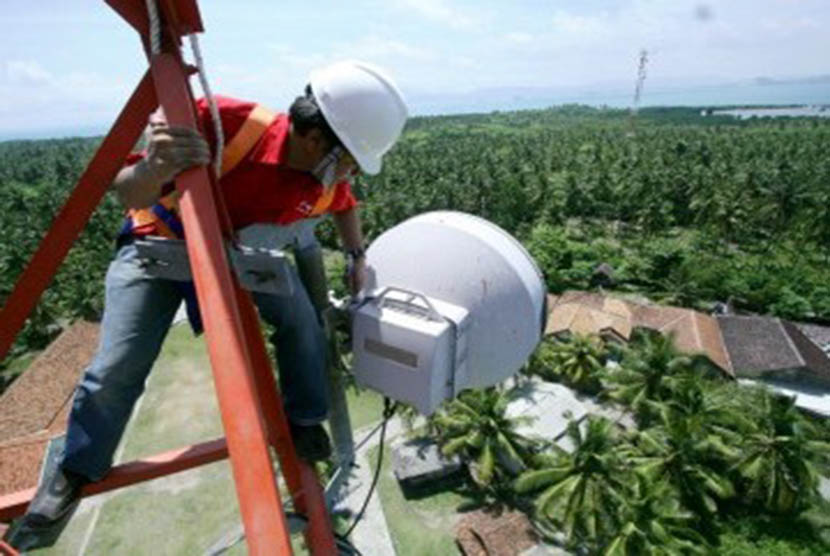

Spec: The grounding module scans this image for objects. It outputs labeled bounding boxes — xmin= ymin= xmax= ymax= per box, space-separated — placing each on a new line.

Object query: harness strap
xmin=220 ymin=104 xmax=276 ymax=177
xmin=309 ymin=185 xmax=338 ymax=217
xmin=125 ymin=104 xmax=277 ymax=239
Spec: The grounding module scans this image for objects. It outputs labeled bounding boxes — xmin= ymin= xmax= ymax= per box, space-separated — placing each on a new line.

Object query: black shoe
xmin=289 ymin=422 xmax=332 ymax=462
xmin=3 ymin=467 xmax=89 ymax=551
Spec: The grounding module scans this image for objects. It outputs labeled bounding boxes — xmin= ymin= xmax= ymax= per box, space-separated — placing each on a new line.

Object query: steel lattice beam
xmin=0 ymin=1 xmax=337 ymax=553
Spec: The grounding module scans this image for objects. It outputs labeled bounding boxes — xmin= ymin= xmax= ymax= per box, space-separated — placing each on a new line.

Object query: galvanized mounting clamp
xmin=134 ymin=237 xmax=294 ymax=296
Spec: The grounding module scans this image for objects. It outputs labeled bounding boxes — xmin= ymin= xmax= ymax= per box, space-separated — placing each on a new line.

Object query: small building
xmin=718 ymin=316 xmax=830 ymax=387
xmin=634 ymin=303 xmax=732 ymax=375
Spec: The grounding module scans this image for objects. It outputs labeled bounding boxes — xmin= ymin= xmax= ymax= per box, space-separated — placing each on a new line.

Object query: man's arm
xmin=332 ymin=207 xmax=367 ymax=295
xmin=114 ymin=124 xmax=211 ymax=209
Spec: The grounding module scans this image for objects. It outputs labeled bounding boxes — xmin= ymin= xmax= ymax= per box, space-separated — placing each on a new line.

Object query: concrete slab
xmin=506 ymin=381 xmax=589 ymax=441
xmin=332 ymin=420 xmax=406 ymax=556
xmin=391 ymin=437 xmax=462 ymax=487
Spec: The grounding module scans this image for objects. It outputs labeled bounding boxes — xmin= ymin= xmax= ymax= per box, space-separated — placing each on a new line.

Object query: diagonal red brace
xmin=0 ymin=72 xmax=157 ymax=363
xmin=0 ymin=540 xmax=18 ymax=556
xmin=150 ymin=52 xmax=298 ymax=555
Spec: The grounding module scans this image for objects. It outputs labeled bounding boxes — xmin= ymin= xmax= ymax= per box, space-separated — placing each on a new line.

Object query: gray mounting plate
xmin=134 ymin=238 xmax=293 ymax=296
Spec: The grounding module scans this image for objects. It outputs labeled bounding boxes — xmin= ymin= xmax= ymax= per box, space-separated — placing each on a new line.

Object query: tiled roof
xmin=657 ymin=310 xmax=732 ymax=375
xmin=546 ymin=292 xmax=633 ymax=343
xmin=0 ymin=321 xmax=98 ymax=443
xmin=546 ymin=291 xmax=733 ymax=376
xmin=0 ymin=321 xmax=98 ymax=495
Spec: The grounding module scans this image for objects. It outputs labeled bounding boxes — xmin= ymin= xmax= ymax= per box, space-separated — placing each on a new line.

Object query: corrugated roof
xmin=797 ymin=324 xmax=830 ymax=351
xmin=719 ymin=316 xmax=805 ymax=374
xmin=660 ymin=311 xmax=733 ymax=375
xmin=783 ymin=321 xmax=830 ymax=383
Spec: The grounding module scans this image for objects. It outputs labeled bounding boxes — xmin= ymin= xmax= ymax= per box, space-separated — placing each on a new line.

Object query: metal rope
xmin=145 ymin=0 xmax=161 ymax=56
xmin=145 ymin=0 xmax=224 ymax=177
xmin=188 ymin=34 xmax=224 ymax=177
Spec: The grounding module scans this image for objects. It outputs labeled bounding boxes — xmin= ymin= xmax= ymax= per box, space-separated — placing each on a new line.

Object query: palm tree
xmin=528 ymin=334 xmax=606 ymax=392
xmin=622 ymin=375 xmax=746 ymax=519
xmin=732 ymin=391 xmax=830 ymax=514
xmin=603 ymin=477 xmax=709 ymax=555
xmin=514 ymin=416 xmax=628 ymax=551
xmin=625 ymin=416 xmax=736 ymax=518
xmin=601 ymin=331 xmax=694 ymax=424
xmin=431 ymin=387 xmax=536 ymax=487
xmin=654 ymin=373 xmax=754 ymax=446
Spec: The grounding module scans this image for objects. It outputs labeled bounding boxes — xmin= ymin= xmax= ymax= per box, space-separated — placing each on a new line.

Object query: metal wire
xmin=144 ymin=0 xmax=224 ymax=177
xmin=188 ymin=34 xmax=224 ymax=177
xmin=144 ymin=0 xmax=160 ymax=56
xmin=342 ymin=398 xmax=396 ymax=539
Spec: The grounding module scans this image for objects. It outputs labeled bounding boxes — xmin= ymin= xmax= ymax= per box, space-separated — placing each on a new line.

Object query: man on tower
xmin=5 ymin=60 xmax=408 ymax=551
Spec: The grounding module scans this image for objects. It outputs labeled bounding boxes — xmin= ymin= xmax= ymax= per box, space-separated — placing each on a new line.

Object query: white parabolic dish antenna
xmin=363 ymin=211 xmax=547 ymax=395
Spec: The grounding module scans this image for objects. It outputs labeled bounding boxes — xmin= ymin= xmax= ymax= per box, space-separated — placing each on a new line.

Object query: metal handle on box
xmin=372 ymin=286 xmax=444 ymax=322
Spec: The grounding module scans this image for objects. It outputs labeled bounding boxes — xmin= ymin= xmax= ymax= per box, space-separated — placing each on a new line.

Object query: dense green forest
xmin=1 ymin=105 xmax=829 ymax=391
xmin=1 ymin=106 xmax=829 ymax=553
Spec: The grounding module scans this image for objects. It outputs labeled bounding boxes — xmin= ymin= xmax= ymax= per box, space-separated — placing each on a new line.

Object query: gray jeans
xmin=62 ymin=244 xmax=327 ymax=480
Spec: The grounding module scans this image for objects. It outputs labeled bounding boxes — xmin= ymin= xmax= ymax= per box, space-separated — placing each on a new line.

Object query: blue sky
xmin=1 ymin=0 xmax=828 ymax=138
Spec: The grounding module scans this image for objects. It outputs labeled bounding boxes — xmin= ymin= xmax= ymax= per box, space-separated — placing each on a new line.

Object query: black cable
xmin=334 ymin=534 xmax=364 ymax=556
xmin=342 ymin=397 xmax=396 ymax=539
xmin=283 ymin=399 xmax=396 ymax=555
xmin=283 ymin=512 xmax=363 ymax=556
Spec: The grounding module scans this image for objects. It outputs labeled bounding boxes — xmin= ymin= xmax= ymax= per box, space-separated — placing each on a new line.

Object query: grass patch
xmin=368 ymin=443 xmax=476 ymax=555
xmin=3 ymin=351 xmax=39 ymax=375
xmin=119 ymin=325 xmax=220 ymax=462
xmin=84 ymin=462 xmax=240 ymax=555
xmin=345 ymin=386 xmax=384 ymax=430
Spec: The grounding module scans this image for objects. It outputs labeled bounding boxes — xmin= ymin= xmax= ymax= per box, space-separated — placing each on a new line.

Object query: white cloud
xmin=448 ymin=56 xmax=478 ymax=69
xmin=505 ymin=32 xmax=533 ymax=44
xmin=0 ymin=60 xmax=132 ymax=134
xmin=212 ymin=37 xmax=437 ymax=111
xmin=265 ymin=37 xmax=437 ymax=73
xmin=550 ymin=11 xmax=612 ymax=38
xmin=6 ymin=60 xmax=52 ymax=85
xmin=392 ymin=0 xmax=480 ymax=30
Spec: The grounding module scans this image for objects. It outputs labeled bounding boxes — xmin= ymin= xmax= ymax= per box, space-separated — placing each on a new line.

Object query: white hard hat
xmin=309 ymin=60 xmax=408 ymax=175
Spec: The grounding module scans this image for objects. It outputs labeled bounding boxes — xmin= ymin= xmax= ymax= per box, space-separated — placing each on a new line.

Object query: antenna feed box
xmin=352 ymin=287 xmax=470 ymax=415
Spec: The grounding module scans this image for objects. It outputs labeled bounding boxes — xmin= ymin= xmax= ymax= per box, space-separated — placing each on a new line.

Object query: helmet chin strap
xmin=310 ymin=145 xmax=345 ymax=188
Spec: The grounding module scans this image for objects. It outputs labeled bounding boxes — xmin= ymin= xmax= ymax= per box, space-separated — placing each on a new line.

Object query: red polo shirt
xmin=127 ymin=95 xmax=357 ymax=237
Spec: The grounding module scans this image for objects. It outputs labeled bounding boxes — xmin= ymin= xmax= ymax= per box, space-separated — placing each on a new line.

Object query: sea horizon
xmin=2 ymin=80 xmax=828 ymax=142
